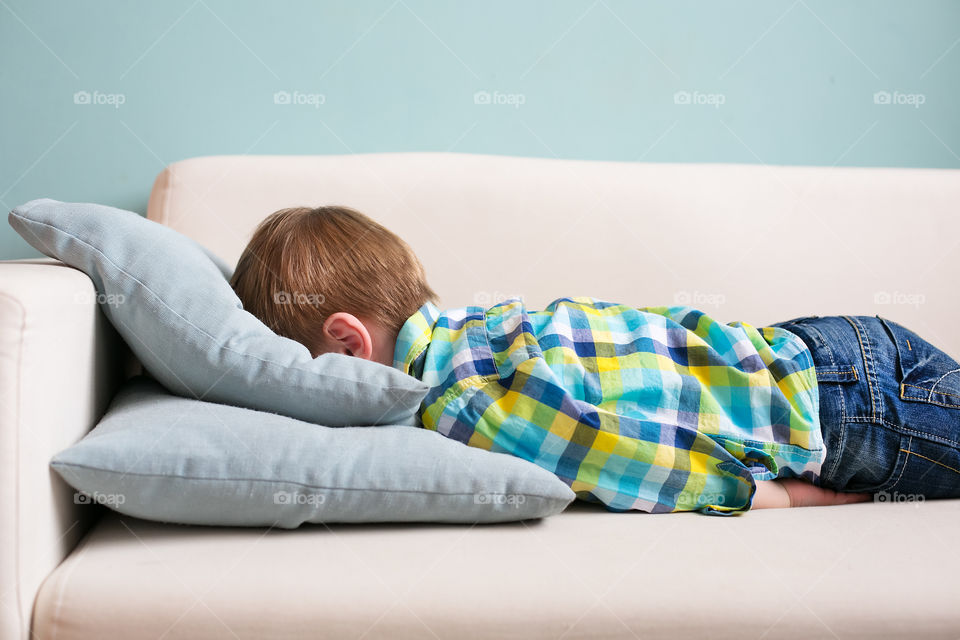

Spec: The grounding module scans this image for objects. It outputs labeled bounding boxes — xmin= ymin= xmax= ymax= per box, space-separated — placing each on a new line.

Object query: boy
xmin=231 ymin=206 xmax=960 ymax=514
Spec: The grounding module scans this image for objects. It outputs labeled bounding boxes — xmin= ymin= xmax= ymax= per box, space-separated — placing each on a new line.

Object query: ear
xmin=321 ymin=312 xmax=374 ymax=360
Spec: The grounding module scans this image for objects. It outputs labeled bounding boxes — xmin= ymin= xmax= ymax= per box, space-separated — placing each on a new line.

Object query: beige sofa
xmin=3 ymin=153 xmax=960 ymax=639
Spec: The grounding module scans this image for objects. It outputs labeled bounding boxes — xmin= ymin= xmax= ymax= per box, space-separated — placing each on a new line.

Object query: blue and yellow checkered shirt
xmin=393 ymin=297 xmax=825 ymax=515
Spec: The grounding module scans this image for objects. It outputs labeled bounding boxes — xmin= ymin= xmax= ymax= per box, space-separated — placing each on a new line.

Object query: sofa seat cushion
xmin=33 ymin=500 xmax=960 ymax=639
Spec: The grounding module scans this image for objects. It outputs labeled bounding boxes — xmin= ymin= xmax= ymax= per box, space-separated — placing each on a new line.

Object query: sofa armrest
xmin=0 ymin=259 xmax=130 ymax=640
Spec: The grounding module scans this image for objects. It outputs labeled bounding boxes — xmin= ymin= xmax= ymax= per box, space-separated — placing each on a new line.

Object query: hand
xmin=752 ymin=478 xmax=874 ymax=509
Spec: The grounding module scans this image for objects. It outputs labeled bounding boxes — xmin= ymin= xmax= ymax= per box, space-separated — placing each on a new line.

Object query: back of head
xmin=230 ymin=205 xmax=437 ymax=356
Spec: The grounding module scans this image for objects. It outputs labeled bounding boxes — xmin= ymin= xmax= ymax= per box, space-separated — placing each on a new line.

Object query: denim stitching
xmin=845 ymin=316 xmax=881 ymax=422
xmin=815 ymin=366 xmax=859 ymax=379
xmin=877 ymin=435 xmax=911 ymax=492
xmin=926 ymin=367 xmax=960 ymax=402
xmin=902 ymin=382 xmax=960 ymax=400
xmin=901 ymin=384 xmax=960 ymax=409
xmin=844 ymin=415 xmax=960 ymax=449
xmin=811 ymin=323 xmax=845 ymax=485
xmin=804 ymin=322 xmax=846 ymax=485
xmin=881 ymin=317 xmax=960 ymax=406
xmin=823 ymin=326 xmax=845 ymax=423
xmin=899 ymin=445 xmax=960 ymax=476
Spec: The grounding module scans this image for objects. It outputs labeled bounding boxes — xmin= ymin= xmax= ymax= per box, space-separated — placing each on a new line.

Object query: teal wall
xmin=2 ymin=1 xmax=958 ymax=258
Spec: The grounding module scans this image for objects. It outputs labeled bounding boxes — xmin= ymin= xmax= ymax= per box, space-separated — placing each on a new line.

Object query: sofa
xmin=2 ymin=153 xmax=959 ymax=639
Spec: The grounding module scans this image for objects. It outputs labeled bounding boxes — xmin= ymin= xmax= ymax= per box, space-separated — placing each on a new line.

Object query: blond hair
xmin=230 ymin=206 xmax=437 ymax=355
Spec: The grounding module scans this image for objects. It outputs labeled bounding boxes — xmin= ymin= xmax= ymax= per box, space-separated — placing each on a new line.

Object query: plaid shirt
xmin=393 ymin=297 xmax=825 ymax=515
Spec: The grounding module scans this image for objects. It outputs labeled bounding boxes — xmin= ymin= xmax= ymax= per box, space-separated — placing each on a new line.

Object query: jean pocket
xmin=880 ymin=318 xmax=960 ymax=409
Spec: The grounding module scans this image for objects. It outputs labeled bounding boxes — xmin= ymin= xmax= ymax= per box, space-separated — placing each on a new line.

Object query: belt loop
xmin=814 ymin=365 xmax=859 ymax=384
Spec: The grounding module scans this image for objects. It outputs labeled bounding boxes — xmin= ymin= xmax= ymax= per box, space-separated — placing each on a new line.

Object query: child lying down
xmin=230 ymin=206 xmax=960 ymax=515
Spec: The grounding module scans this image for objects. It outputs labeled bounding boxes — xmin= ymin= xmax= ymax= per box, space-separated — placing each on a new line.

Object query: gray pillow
xmin=8 ymin=199 xmax=427 ymax=426
xmin=51 ymin=377 xmax=576 ymax=526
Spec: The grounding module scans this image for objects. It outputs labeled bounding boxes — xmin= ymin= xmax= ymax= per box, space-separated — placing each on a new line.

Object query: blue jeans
xmin=773 ymin=315 xmax=960 ymax=500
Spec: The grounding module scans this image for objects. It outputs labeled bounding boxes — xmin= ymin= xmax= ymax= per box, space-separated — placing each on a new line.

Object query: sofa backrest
xmin=147 ymin=153 xmax=960 ymax=357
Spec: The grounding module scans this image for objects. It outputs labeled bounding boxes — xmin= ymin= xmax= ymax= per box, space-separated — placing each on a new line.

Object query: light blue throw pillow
xmin=8 ymin=199 xmax=427 ymax=426
xmin=51 ymin=377 xmax=577 ymax=526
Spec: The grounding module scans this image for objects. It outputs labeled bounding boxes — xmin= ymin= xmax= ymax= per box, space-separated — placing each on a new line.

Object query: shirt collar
xmin=393 ymin=301 xmax=439 ymax=378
